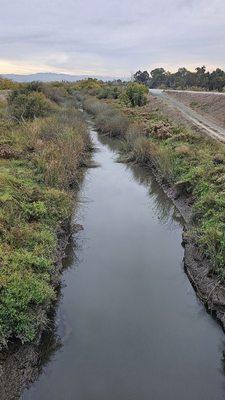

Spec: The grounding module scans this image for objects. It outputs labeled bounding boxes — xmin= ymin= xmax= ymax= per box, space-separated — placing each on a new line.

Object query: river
xmin=1 ymin=123 xmax=225 ymax=399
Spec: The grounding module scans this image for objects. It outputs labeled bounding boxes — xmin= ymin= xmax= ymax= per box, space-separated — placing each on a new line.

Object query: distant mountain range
xmin=1 ymin=72 xmax=128 ymax=83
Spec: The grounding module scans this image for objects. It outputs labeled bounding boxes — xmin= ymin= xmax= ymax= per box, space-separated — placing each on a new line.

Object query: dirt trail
xmin=150 ymin=89 xmax=225 ymax=143
xmin=166 ymin=89 xmax=225 ymax=97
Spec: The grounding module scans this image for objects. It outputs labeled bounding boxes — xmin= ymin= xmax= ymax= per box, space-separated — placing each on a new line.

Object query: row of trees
xmin=134 ymin=66 xmax=225 ymax=91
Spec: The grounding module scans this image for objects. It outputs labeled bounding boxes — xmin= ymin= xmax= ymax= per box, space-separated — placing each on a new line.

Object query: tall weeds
xmin=83 ymin=96 xmax=129 ymax=137
xmin=0 ymin=99 xmax=90 ymax=346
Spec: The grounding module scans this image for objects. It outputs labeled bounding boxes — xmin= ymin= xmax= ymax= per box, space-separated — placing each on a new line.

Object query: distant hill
xmin=1 ymin=72 xmax=127 ymax=83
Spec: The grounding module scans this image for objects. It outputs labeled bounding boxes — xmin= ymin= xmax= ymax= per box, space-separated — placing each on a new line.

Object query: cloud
xmin=0 ymin=0 xmax=225 ymax=75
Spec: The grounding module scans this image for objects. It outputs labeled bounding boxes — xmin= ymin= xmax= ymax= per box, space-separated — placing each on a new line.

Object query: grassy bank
xmin=81 ymin=92 xmax=225 ymax=281
xmin=0 ymin=87 xmax=90 ymax=346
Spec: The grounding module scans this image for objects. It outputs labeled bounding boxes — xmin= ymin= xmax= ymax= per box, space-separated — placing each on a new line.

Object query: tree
xmin=133 ymin=70 xmax=150 ymax=86
xmin=173 ymin=67 xmax=192 ymax=89
xmin=149 ymin=68 xmax=166 ymax=88
xmin=209 ymin=69 xmax=225 ymax=91
xmin=131 ymin=66 xmax=225 ymax=91
xmin=195 ymin=65 xmax=209 ymax=89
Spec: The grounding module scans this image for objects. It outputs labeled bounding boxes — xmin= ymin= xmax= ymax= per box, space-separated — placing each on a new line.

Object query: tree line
xmin=134 ymin=66 xmax=225 ymax=91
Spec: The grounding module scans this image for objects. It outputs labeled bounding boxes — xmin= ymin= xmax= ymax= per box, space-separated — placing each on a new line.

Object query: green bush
xmin=123 ymin=82 xmax=148 ymax=107
xmin=82 ymin=97 xmax=129 ymax=137
xmin=0 ymin=77 xmax=19 ymax=90
xmin=97 ymin=86 xmax=121 ymax=99
xmin=8 ymin=91 xmax=52 ymax=121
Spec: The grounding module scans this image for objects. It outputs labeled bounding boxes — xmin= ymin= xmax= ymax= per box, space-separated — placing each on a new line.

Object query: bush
xmin=8 ymin=91 xmax=53 ymax=121
xmin=95 ymin=109 xmax=129 ymax=137
xmin=83 ymin=97 xmax=108 ymax=115
xmin=73 ymin=78 xmax=103 ymax=95
xmin=130 ymin=136 xmax=158 ymax=163
xmin=82 ymin=96 xmax=129 ymax=137
xmin=97 ymin=86 xmax=121 ymax=99
xmin=41 ymin=85 xmax=69 ymax=104
xmin=123 ymin=82 xmax=149 ymax=107
xmin=0 ymin=77 xmax=19 ymax=90
xmin=26 ymin=110 xmax=89 ymax=188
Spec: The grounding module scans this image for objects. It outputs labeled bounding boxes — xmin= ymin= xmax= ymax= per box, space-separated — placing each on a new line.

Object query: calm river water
xmin=3 ymin=124 xmax=225 ymax=399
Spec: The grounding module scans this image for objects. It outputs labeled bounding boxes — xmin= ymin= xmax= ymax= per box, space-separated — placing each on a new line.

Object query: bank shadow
xmin=0 ymin=236 xmax=81 ymax=400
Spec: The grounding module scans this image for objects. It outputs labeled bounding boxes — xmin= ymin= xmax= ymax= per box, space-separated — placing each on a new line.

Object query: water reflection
xmin=98 ymin=132 xmax=183 ymax=227
xmin=1 ymin=128 xmax=225 ymax=399
xmin=0 ymin=235 xmax=82 ymax=400
xmin=0 ymin=306 xmax=61 ymax=400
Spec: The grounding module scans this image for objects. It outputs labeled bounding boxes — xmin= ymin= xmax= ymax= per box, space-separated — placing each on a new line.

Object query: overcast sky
xmin=0 ymin=0 xmax=225 ymax=76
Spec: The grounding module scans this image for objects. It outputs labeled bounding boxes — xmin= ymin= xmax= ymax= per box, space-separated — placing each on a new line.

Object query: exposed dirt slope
xmin=166 ymin=91 xmax=225 ymax=129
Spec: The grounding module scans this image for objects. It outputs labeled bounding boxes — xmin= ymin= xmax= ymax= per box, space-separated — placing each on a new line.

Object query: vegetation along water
xmin=1 ymin=77 xmax=225 ymax=399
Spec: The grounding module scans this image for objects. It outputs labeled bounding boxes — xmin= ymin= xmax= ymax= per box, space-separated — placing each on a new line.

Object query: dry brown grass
xmin=83 ymin=96 xmax=130 ymax=137
xmin=130 ymin=136 xmax=158 ymax=164
xmin=175 ymin=144 xmax=191 ymax=155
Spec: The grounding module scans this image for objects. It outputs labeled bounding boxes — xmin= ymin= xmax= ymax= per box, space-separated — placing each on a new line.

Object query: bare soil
xmin=166 ymin=91 xmax=225 ymax=129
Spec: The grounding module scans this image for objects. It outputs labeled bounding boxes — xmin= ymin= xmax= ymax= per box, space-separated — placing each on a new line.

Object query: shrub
xmin=32 ymin=110 xmax=89 ymax=188
xmin=0 ymin=77 xmax=19 ymax=90
xmin=73 ymin=78 xmax=103 ymax=94
xmin=130 ymin=136 xmax=158 ymax=163
xmin=8 ymin=91 xmax=53 ymax=121
xmin=149 ymin=121 xmax=172 ymax=139
xmin=97 ymin=86 xmax=121 ymax=99
xmin=83 ymin=97 xmax=108 ymax=115
xmin=95 ymin=108 xmax=129 ymax=137
xmin=82 ymin=96 xmax=129 ymax=137
xmin=41 ymin=85 xmax=69 ymax=104
xmin=122 ymin=82 xmax=149 ymax=107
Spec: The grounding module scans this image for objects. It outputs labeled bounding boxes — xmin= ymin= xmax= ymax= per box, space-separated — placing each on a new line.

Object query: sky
xmin=0 ymin=0 xmax=225 ymax=77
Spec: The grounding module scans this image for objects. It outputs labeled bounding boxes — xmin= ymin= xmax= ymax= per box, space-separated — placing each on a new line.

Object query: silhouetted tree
xmin=133 ymin=70 xmax=150 ymax=86
xmin=132 ymin=66 xmax=225 ymax=91
xmin=150 ymin=68 xmax=166 ymax=88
